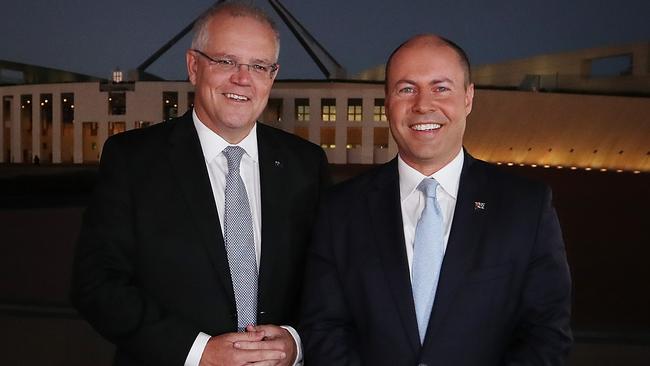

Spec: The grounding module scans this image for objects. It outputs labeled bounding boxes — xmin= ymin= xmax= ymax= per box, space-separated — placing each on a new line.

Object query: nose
xmin=229 ymin=64 xmax=253 ymax=85
xmin=412 ymin=91 xmax=438 ymax=114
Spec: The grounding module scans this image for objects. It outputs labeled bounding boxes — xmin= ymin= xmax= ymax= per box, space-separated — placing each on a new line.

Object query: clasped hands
xmin=200 ymin=324 xmax=297 ymax=366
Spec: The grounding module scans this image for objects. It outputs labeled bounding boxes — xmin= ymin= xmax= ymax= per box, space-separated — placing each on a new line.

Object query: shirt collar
xmin=398 ymin=148 xmax=464 ymax=202
xmin=193 ymin=109 xmax=259 ymax=163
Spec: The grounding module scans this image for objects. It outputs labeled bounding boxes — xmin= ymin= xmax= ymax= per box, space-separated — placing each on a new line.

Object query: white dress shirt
xmin=185 ymin=111 xmax=302 ymax=366
xmin=398 ymin=149 xmax=464 ymax=279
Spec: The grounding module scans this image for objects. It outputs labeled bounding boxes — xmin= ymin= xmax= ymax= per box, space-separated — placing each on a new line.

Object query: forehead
xmin=204 ymin=14 xmax=277 ymax=59
xmin=388 ymin=43 xmax=464 ymax=83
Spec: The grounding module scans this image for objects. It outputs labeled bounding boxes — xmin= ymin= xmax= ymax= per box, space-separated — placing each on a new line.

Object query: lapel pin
xmin=274 ymin=160 xmax=282 ymax=168
xmin=474 ymin=201 xmax=486 ymax=211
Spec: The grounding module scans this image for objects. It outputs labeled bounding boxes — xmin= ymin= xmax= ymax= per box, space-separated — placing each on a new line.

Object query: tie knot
xmin=223 ymin=146 xmax=245 ymax=173
xmin=417 ymin=178 xmax=439 ymax=198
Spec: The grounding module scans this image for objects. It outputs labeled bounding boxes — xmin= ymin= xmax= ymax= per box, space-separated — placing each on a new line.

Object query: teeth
xmin=225 ymin=93 xmax=249 ymax=101
xmin=411 ymin=123 xmax=441 ymax=131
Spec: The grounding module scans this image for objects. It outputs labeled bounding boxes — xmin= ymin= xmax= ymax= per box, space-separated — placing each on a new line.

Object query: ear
xmin=465 ymin=83 xmax=475 ymax=116
xmin=186 ymin=50 xmax=198 ymax=85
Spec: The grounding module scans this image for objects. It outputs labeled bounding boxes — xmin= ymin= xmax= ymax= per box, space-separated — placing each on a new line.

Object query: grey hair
xmin=190 ymin=1 xmax=281 ymax=60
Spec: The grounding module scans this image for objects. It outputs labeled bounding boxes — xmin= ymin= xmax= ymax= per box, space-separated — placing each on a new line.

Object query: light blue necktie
xmin=222 ymin=146 xmax=258 ymax=331
xmin=412 ymin=178 xmax=444 ymax=343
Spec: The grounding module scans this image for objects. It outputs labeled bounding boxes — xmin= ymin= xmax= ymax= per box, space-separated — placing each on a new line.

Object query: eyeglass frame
xmin=191 ymin=49 xmax=279 ymax=79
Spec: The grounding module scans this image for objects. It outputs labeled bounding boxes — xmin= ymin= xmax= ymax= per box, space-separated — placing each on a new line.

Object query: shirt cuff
xmin=280 ymin=325 xmax=303 ymax=366
xmin=184 ymin=332 xmax=211 ymax=366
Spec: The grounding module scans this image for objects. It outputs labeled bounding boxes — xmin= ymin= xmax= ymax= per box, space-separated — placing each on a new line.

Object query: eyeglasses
xmin=191 ymin=49 xmax=278 ymax=79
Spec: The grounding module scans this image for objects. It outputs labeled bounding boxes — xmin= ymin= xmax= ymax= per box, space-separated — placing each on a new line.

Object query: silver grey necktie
xmin=412 ymin=178 xmax=444 ymax=343
xmin=222 ymin=146 xmax=258 ymax=331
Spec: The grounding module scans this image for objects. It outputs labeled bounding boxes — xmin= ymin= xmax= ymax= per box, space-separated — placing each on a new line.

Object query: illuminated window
xmin=112 ymin=69 xmax=123 ymax=83
xmin=135 ymin=121 xmax=151 ymax=129
xmin=262 ymin=98 xmax=283 ymax=124
xmin=295 ymin=98 xmax=310 ymax=121
xmin=374 ymin=127 xmax=389 ymax=148
xmin=321 ymin=98 xmax=336 ymax=122
xmin=61 ymin=93 xmax=74 ymax=124
xmin=347 ymin=98 xmax=362 ymax=121
xmin=188 ymin=92 xmax=195 ymax=109
xmin=373 ymin=98 xmax=386 ymax=121
xmin=163 ymin=92 xmax=178 ymax=120
xmin=108 ymin=92 xmax=126 ymax=115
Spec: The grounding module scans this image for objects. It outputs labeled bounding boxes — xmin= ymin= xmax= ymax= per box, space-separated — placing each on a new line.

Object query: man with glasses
xmin=71 ymin=2 xmax=328 ymax=365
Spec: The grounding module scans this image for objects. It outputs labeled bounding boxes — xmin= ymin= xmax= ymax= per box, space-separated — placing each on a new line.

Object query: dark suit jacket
xmin=300 ymin=153 xmax=572 ymax=366
xmin=71 ymin=111 xmax=329 ymax=365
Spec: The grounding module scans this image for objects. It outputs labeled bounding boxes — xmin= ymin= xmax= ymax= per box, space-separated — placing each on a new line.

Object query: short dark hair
xmin=191 ymin=1 xmax=280 ymax=59
xmin=384 ymin=35 xmax=472 ymax=89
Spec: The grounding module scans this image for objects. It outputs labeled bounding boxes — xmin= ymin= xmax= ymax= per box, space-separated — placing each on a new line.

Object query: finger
xmin=234 ymin=339 xmax=284 ymax=351
xmin=248 ymin=360 xmax=283 ymax=366
xmin=250 ymin=324 xmax=286 ymax=338
xmin=236 ymin=349 xmax=286 ymax=363
xmin=224 ymin=330 xmax=265 ymax=342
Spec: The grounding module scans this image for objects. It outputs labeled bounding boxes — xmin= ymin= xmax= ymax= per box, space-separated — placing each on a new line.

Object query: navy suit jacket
xmin=300 ymin=153 xmax=572 ymax=366
xmin=71 ymin=111 xmax=329 ymax=365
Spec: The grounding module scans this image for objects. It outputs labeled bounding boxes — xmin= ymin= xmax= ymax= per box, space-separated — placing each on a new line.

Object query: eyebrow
xmin=394 ymin=77 xmax=455 ymax=86
xmin=206 ymin=52 xmax=275 ymax=65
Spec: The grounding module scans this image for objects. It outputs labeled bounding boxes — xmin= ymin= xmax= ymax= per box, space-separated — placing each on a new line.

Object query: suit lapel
xmin=167 ymin=112 xmax=236 ymax=310
xmin=423 ymin=152 xmax=490 ymax=345
xmin=368 ymin=159 xmax=421 ymax=355
xmin=256 ymin=124 xmax=289 ymax=311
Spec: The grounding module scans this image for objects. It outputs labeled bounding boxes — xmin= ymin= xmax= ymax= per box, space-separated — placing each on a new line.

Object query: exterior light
xmin=507 ymin=162 xmax=514 ymax=166
xmin=600 ymin=168 xmax=607 ymax=172
xmin=570 ymin=166 xmax=577 ymax=170
xmin=633 ymin=170 xmax=641 ymax=174
xmin=531 ymin=164 xmax=537 ymax=168
xmin=585 ymin=167 xmax=592 ymax=171
xmin=543 ymin=165 xmax=550 ymax=168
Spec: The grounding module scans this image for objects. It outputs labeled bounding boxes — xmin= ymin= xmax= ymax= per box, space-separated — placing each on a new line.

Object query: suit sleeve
xmin=299 ymin=197 xmax=362 ymax=366
xmin=504 ymin=187 xmax=573 ymax=365
xmin=70 ymin=137 xmax=199 ymax=365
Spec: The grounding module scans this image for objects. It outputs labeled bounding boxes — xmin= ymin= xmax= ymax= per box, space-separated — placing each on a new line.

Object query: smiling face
xmin=385 ymin=36 xmax=474 ymax=175
xmin=186 ymin=13 xmax=279 ymax=143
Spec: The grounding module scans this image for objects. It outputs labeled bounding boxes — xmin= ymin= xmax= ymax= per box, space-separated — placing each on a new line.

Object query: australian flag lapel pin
xmin=474 ymin=201 xmax=486 ymax=211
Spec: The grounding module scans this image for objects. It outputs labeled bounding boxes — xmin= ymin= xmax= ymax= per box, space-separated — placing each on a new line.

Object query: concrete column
xmin=73 ymin=119 xmax=82 ymax=164
xmin=52 ymin=93 xmax=62 ymax=163
xmin=11 ymin=94 xmax=21 ymax=163
xmin=98 ymin=120 xmax=108 ymax=159
xmin=178 ymin=90 xmax=188 ymax=116
xmin=333 ymin=97 xmax=346 ymax=164
xmin=125 ymin=120 xmax=135 ymax=131
xmin=361 ymin=97 xmax=374 ymax=164
xmin=32 ymin=96 xmax=41 ymax=163
xmin=308 ymin=97 xmax=320 ymax=146
xmin=281 ymin=97 xmax=294 ymax=134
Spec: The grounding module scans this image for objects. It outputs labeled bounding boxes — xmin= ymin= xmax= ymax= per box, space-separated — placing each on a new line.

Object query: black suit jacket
xmin=300 ymin=153 xmax=572 ymax=366
xmin=71 ymin=111 xmax=329 ymax=365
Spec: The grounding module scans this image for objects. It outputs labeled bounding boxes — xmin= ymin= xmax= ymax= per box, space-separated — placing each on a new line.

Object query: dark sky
xmin=1 ymin=0 xmax=649 ymax=80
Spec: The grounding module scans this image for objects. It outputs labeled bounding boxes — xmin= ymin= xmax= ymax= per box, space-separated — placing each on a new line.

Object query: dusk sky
xmin=2 ymin=0 xmax=649 ymax=80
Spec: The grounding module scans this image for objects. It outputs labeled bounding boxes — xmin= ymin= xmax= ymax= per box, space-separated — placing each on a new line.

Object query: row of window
xmin=293 ymin=98 xmax=387 ymax=122
xmin=5 ymin=93 xmax=388 ymax=126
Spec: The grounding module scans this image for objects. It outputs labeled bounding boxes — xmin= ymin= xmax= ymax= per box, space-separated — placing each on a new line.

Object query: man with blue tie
xmin=300 ymin=34 xmax=572 ymax=365
xmin=71 ymin=2 xmax=329 ymax=365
